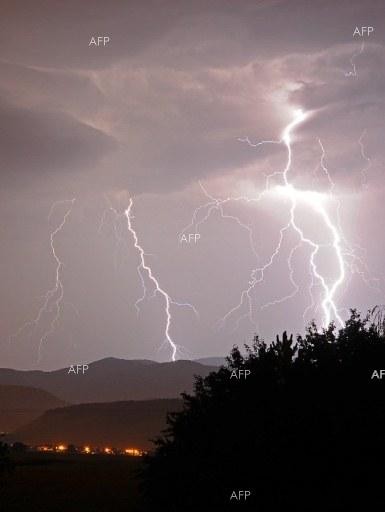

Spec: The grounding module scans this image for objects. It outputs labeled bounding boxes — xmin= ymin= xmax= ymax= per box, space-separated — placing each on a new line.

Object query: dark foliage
xmin=141 ymin=310 xmax=385 ymax=510
xmin=0 ymin=442 xmax=14 ymax=490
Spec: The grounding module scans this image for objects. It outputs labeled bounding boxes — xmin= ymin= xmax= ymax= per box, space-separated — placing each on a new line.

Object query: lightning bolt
xmin=98 ymin=202 xmax=148 ymax=314
xmin=183 ymin=109 xmax=354 ymax=333
xmin=99 ymin=197 xmax=198 ymax=361
xmin=229 ymin=110 xmax=381 ymax=331
xmin=9 ymin=199 xmax=76 ymax=362
xmin=344 ymin=40 xmax=365 ymax=77
xmin=279 ymin=110 xmax=345 ymax=327
xmin=124 ymin=198 xmax=199 ymax=361
xmin=358 ymin=129 xmax=371 ymax=188
xmin=179 ymin=181 xmax=259 ymax=259
xmin=316 ymin=133 xmax=382 ymax=298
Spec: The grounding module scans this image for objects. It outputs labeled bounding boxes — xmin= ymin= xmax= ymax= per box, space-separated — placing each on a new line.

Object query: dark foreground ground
xmin=0 ymin=453 xmax=146 ymax=512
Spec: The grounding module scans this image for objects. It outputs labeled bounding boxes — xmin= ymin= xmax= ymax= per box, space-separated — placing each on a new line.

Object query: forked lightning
xmin=10 ymin=199 xmax=76 ymax=362
xmin=184 ymin=108 xmax=379 ymax=335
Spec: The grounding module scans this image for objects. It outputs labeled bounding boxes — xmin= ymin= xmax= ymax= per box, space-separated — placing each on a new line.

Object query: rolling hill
xmin=0 ymin=358 xmax=216 ymax=403
xmin=195 ymin=357 xmax=226 ymax=366
xmin=0 ymin=384 xmax=66 ymax=432
xmin=14 ymin=399 xmax=183 ymax=450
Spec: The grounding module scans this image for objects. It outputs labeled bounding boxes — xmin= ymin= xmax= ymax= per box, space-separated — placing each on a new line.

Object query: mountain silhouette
xmin=0 ymin=358 xmax=216 ymax=403
xmin=14 ymin=399 xmax=182 ymax=450
xmin=194 ymin=357 xmax=226 ymax=366
xmin=0 ymin=385 xmax=66 ymax=432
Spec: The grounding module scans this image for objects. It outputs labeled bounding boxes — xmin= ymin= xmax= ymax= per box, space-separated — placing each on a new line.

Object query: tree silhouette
xmin=141 ymin=310 xmax=385 ymax=510
xmin=0 ymin=442 xmax=14 ymax=491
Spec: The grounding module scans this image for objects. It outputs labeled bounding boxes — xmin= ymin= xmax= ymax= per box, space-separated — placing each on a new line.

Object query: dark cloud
xmin=1 ymin=0 xmax=384 ymax=194
xmin=0 ymin=0 xmax=178 ymax=69
xmin=1 ymin=0 xmax=384 ymax=71
xmin=0 ymin=97 xmax=116 ymax=188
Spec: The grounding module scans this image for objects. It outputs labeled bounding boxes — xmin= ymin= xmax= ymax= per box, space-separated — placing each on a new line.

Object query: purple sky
xmin=1 ymin=0 xmax=384 ymax=369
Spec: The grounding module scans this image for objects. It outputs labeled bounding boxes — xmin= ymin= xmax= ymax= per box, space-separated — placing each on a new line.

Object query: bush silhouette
xmin=0 ymin=442 xmax=14 ymax=490
xmin=141 ymin=310 xmax=385 ymax=510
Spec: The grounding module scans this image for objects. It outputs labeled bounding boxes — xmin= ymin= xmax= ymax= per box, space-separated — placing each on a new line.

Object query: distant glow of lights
xmin=124 ymin=448 xmax=142 ymax=456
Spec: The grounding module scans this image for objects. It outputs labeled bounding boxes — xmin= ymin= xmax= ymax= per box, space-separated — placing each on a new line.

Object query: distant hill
xmin=0 ymin=385 xmax=66 ymax=432
xmin=195 ymin=357 xmax=226 ymax=367
xmin=0 ymin=358 xmax=216 ymax=404
xmin=14 ymin=399 xmax=183 ymax=450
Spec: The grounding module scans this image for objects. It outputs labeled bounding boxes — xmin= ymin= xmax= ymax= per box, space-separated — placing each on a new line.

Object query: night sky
xmin=1 ymin=0 xmax=384 ymax=369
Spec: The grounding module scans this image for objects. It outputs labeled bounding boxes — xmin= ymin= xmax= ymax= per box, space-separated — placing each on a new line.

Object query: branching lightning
xmin=183 ymin=108 xmax=382 ymax=336
xmin=10 ymin=95 xmax=378 ymax=364
xmin=124 ymin=198 xmax=200 ymax=361
xmin=280 ymin=111 xmax=345 ymax=326
xmin=224 ymin=110 xmax=346 ymax=328
xmin=9 ymin=199 xmax=76 ymax=361
xmin=179 ymin=181 xmax=260 ymax=259
xmin=99 ymin=197 xmax=199 ymax=361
